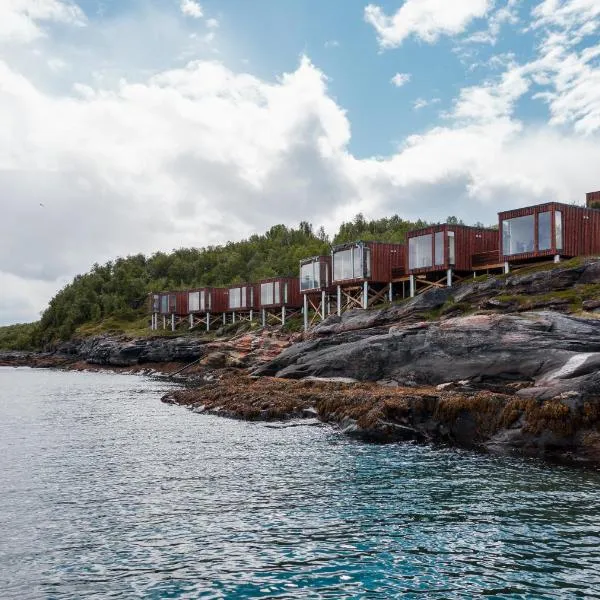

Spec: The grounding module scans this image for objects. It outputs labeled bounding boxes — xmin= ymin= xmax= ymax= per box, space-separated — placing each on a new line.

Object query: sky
xmin=1 ymin=0 xmax=600 ymax=325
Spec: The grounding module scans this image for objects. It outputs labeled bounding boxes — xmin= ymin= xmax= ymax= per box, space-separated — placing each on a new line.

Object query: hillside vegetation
xmin=2 ymin=214 xmax=451 ymax=349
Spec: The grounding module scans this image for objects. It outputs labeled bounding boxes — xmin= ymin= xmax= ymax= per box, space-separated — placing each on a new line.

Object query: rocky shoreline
xmin=4 ymin=260 xmax=600 ymax=465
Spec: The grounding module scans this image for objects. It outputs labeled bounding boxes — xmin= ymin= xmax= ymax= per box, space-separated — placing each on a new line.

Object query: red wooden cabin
xmin=258 ymin=277 xmax=302 ymax=325
xmin=587 ymin=191 xmax=600 ymax=209
xmin=500 ymin=201 xmax=600 ymax=263
xmin=407 ymin=224 xmax=498 ymax=275
xmin=187 ymin=288 xmax=227 ymax=314
xmin=331 ymin=241 xmax=405 ymax=312
xmin=226 ymin=283 xmax=258 ymax=313
xmin=299 ymin=256 xmax=335 ymax=329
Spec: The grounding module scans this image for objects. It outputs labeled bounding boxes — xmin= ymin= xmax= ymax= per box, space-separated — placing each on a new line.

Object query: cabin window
xmin=250 ymin=287 xmax=254 ymax=306
xmin=260 ymin=281 xmax=279 ymax=306
xmin=555 ymin=211 xmax=563 ymax=250
xmin=241 ymin=287 xmax=247 ymax=308
xmin=363 ymin=247 xmax=371 ymax=278
xmin=408 ymin=234 xmax=433 ymax=269
xmin=229 ymin=287 xmax=242 ymax=309
xmin=274 ymin=283 xmax=280 ymax=304
xmin=169 ymin=295 xmax=176 ymax=312
xmin=333 ymin=246 xmax=364 ymax=281
xmin=434 ymin=231 xmax=444 ymax=266
xmin=300 ymin=262 xmax=320 ymax=291
xmin=189 ymin=291 xmax=200 ymax=312
xmin=448 ymin=231 xmax=455 ymax=265
xmin=152 ymin=295 xmax=160 ymax=312
xmin=502 ymin=214 xmax=535 ymax=255
xmin=161 ymin=296 xmax=168 ymax=313
xmin=283 ymin=283 xmax=288 ymax=303
xmin=538 ymin=211 xmax=552 ymax=251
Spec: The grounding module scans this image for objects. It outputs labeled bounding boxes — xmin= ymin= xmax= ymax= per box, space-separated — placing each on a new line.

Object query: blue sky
xmin=1 ymin=0 xmax=600 ymax=323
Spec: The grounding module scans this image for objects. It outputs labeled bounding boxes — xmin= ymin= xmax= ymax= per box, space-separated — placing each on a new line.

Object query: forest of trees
xmin=0 ymin=214 xmax=485 ymax=349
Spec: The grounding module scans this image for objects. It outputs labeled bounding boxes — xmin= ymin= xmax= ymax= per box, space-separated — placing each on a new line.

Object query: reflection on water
xmin=1 ymin=367 xmax=600 ymax=599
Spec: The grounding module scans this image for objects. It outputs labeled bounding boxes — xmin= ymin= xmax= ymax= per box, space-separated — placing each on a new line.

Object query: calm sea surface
xmin=1 ymin=367 xmax=600 ymax=599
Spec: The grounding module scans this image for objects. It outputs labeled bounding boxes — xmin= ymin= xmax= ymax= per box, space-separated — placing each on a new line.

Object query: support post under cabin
xmin=388 ymin=283 xmax=393 ymax=303
xmin=232 ymin=311 xmax=236 ymax=324
xmin=363 ymin=281 xmax=368 ymax=310
xmin=171 ymin=314 xmax=175 ymax=332
xmin=303 ymin=295 xmax=308 ymax=331
xmin=321 ymin=291 xmax=326 ymax=318
xmin=446 ymin=269 xmax=452 ymax=287
xmin=337 ymin=285 xmax=342 ymax=316
xmin=504 ymin=262 xmax=510 ymax=274
xmin=250 ymin=310 xmax=253 ymax=322
xmin=281 ymin=306 xmax=286 ymax=326
xmin=163 ymin=315 xmax=166 ymax=330
xmin=189 ymin=314 xmax=193 ymax=329
xmin=410 ymin=275 xmax=416 ymax=298
xmin=206 ymin=312 xmax=210 ymax=332
xmin=554 ymin=255 xmax=561 ymax=263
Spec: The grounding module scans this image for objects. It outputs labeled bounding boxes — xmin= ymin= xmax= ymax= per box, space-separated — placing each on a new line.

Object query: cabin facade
xmin=500 ymin=202 xmax=600 ymax=264
xmin=406 ymin=224 xmax=498 ymax=295
xmin=587 ymin=191 xmax=600 ymax=209
xmin=186 ymin=288 xmax=228 ymax=331
xmin=300 ymin=256 xmax=335 ymax=329
xmin=258 ymin=277 xmax=302 ymax=325
xmin=331 ymin=241 xmax=405 ymax=313
xmin=150 ymin=291 xmax=187 ymax=330
xmin=225 ymin=283 xmax=258 ymax=324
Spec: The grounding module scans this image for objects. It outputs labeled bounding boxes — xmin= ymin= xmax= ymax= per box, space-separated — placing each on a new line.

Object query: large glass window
xmin=160 ymin=296 xmax=168 ymax=313
xmin=502 ymin=214 xmax=535 ymax=255
xmin=261 ymin=282 xmax=274 ymax=305
xmin=152 ymin=295 xmax=160 ymax=312
xmin=363 ymin=247 xmax=371 ymax=278
xmin=538 ymin=212 xmax=552 ymax=251
xmin=283 ymin=283 xmax=288 ymax=303
xmin=333 ymin=246 xmax=365 ymax=281
xmin=434 ymin=231 xmax=444 ymax=266
xmin=408 ymin=234 xmax=433 ymax=269
xmin=555 ymin=211 xmax=563 ymax=250
xmin=300 ymin=262 xmax=320 ymax=291
xmin=169 ymin=295 xmax=176 ymax=312
xmin=189 ymin=291 xmax=200 ymax=312
xmin=229 ymin=287 xmax=242 ymax=309
xmin=448 ymin=231 xmax=455 ymax=265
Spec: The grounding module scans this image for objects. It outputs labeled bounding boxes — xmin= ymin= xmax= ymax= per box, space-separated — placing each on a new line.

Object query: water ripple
xmin=1 ymin=367 xmax=600 ymax=599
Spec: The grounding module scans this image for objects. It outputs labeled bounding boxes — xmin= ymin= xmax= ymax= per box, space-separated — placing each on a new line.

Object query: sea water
xmin=1 ymin=366 xmax=600 ymax=599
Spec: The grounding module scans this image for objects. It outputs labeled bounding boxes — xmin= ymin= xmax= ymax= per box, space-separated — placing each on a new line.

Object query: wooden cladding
xmin=499 ymin=202 xmax=600 ymax=260
xmin=407 ymin=224 xmax=498 ymax=274
xmin=331 ymin=241 xmax=405 ymax=284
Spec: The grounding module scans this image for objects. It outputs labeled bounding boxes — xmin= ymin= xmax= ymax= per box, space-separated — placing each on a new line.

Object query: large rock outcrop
xmin=255 ymin=311 xmax=600 ymax=400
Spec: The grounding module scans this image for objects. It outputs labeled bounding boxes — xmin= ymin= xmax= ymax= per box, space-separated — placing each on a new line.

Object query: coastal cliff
xmin=4 ymin=259 xmax=600 ymax=464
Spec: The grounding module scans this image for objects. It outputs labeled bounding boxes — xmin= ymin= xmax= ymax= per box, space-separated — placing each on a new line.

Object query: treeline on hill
xmin=0 ymin=214 xmax=480 ymax=350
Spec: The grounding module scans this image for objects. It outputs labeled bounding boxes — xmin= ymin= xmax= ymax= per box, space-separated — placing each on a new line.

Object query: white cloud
xmin=324 ymin=40 xmax=340 ymax=49
xmin=464 ymin=0 xmax=520 ymax=45
xmin=413 ymin=97 xmax=440 ymax=110
xmin=365 ymin=0 xmax=492 ymax=48
xmin=0 ymin=0 xmax=85 ymax=43
xmin=180 ymin=0 xmax=203 ymax=19
xmin=391 ymin=72 xmax=411 ymax=87
xmin=3 ymin=0 xmax=600 ymax=326
xmin=206 ymin=18 xmax=219 ymax=29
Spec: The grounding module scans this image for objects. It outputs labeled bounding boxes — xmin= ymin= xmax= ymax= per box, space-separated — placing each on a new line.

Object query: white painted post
xmin=189 ymin=314 xmax=193 ymax=329
xmin=162 ymin=315 xmax=166 ymax=330
xmin=222 ymin=312 xmax=226 ymax=326
xmin=554 ymin=255 xmax=561 ymax=263
xmin=262 ymin=309 xmax=266 ymax=327
xmin=504 ymin=262 xmax=510 ymax=274
xmin=250 ymin=310 xmax=253 ymax=322
xmin=337 ymin=285 xmax=342 ymax=316
xmin=363 ymin=281 xmax=368 ymax=309
xmin=446 ymin=269 xmax=452 ymax=287
xmin=171 ymin=314 xmax=175 ymax=332
xmin=303 ymin=295 xmax=308 ymax=331
xmin=282 ymin=306 xmax=286 ymax=326
xmin=410 ymin=275 xmax=416 ymax=298
xmin=321 ymin=291 xmax=326 ymax=319
xmin=232 ymin=311 xmax=236 ymax=324
xmin=388 ymin=283 xmax=393 ymax=302
xmin=206 ymin=312 xmax=210 ymax=332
